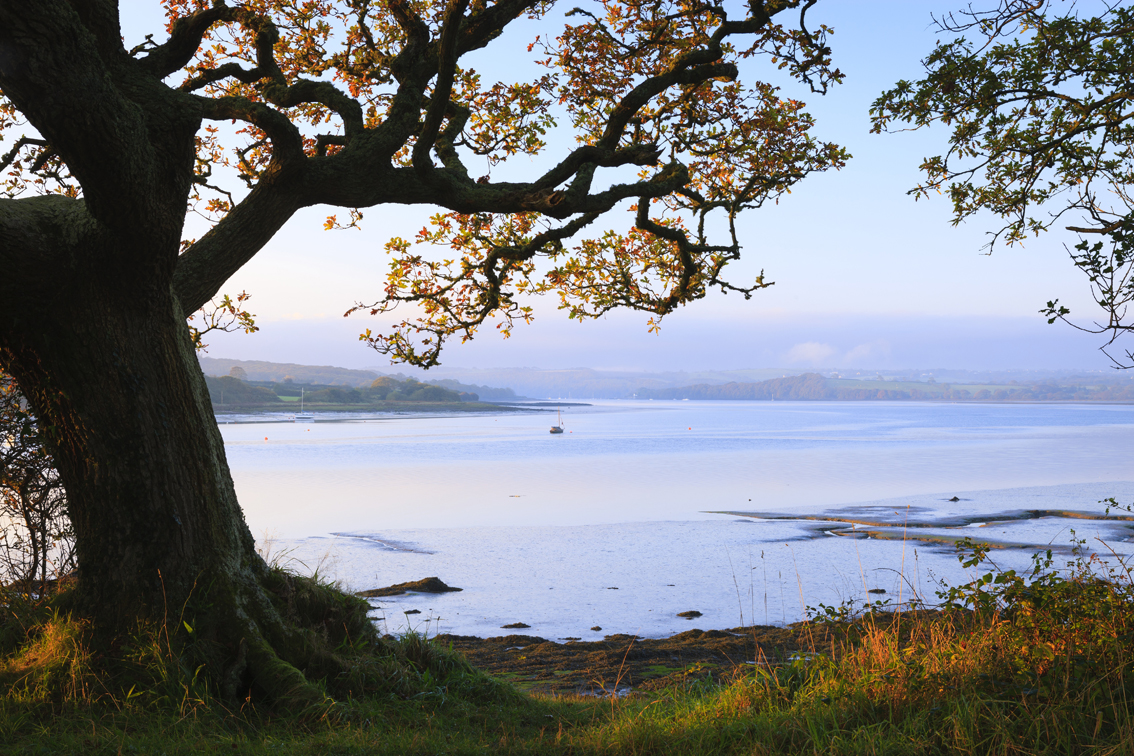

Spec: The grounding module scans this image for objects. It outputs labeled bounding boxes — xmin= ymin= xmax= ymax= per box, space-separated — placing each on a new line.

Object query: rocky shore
xmin=359 ymin=577 xmax=834 ymax=696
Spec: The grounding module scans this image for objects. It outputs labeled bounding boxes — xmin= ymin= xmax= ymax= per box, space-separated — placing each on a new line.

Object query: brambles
xmin=0 ymin=376 xmax=72 ymax=595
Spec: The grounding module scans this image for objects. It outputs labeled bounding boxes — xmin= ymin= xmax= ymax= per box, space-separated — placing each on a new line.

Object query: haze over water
xmin=221 ymin=401 xmax=1134 ymax=639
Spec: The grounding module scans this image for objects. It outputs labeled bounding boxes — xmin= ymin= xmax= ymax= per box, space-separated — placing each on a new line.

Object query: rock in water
xmin=356 ymin=576 xmax=462 ymax=597
xmin=677 ymin=610 xmax=703 ymax=618
xmin=501 ymin=622 xmax=531 ymax=629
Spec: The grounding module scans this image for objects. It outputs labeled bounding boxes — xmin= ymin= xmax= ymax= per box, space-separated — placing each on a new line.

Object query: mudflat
xmin=435 ymin=623 xmax=834 ymax=696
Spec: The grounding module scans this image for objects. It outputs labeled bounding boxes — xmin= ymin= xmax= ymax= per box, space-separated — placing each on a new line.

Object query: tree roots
xmin=1 ymin=565 xmax=509 ymax=714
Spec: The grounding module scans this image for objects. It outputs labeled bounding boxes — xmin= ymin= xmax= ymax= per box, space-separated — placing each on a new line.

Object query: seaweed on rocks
xmin=356 ymin=577 xmax=462 ymax=597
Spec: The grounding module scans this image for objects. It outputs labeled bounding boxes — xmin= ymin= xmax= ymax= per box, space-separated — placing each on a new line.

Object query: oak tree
xmin=871 ymin=0 xmax=1134 ymax=365
xmin=0 ymin=0 xmax=844 ymax=704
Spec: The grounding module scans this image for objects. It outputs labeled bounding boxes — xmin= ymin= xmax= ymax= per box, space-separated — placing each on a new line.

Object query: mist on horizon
xmin=196 ymin=308 xmax=1120 ymax=376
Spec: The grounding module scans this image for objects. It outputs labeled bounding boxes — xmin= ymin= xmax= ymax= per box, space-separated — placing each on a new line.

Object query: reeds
xmin=569 ymin=532 xmax=1134 ymax=754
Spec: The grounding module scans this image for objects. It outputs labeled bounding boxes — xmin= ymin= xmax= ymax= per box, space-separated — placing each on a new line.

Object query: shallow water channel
xmin=220 ymin=400 xmax=1134 ymax=639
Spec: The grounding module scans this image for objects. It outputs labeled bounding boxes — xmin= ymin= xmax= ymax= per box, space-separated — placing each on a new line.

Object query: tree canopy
xmin=2 ymin=0 xmax=847 ymax=366
xmin=871 ymin=0 xmax=1134 ymax=365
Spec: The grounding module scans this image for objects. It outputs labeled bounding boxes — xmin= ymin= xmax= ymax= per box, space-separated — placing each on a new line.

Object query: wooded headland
xmin=203 ymin=373 xmax=514 ymax=411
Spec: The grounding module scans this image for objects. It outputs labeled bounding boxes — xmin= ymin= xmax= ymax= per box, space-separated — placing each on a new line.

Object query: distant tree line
xmin=197 ymin=357 xmax=382 ymax=387
xmin=635 ymin=373 xmax=1134 ymax=402
xmin=365 ymin=376 xmax=474 ymax=403
xmin=204 ymin=375 xmax=282 ymax=405
xmin=198 ymin=359 xmax=520 ymax=399
xmin=426 ymin=379 xmax=518 ymax=401
xmin=203 ymin=374 xmax=479 ymax=407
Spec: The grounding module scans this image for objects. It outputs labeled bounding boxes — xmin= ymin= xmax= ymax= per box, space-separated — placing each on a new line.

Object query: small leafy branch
xmin=186 ymin=291 xmax=258 ymax=352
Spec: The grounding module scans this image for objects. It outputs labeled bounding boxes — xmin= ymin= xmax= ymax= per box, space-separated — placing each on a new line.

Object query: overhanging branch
xmin=139 ymin=4 xmax=235 ymax=78
xmin=413 ymin=0 xmax=469 ymax=177
xmin=174 ymin=179 xmax=306 ymax=314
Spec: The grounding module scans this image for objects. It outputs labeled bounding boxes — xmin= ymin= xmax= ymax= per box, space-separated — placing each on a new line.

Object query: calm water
xmin=220 ymin=401 xmax=1134 ymax=639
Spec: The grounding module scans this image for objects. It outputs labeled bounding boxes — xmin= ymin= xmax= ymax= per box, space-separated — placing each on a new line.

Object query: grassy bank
xmin=1 ymin=542 xmax=1131 ymax=754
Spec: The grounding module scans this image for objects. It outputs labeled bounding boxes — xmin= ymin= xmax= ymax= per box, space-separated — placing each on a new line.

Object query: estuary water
xmin=219 ymin=401 xmax=1134 ymax=639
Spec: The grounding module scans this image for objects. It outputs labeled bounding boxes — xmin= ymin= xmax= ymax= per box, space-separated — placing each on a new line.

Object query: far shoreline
xmin=211 ymin=400 xmax=576 ymax=421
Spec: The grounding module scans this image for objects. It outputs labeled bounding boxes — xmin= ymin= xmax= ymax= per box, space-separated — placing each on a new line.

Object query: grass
xmin=0 ymin=538 xmax=1132 ymax=754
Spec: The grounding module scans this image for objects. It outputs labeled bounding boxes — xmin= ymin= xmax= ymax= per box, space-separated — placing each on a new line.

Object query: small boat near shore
xmin=294 ymin=388 xmax=314 ymax=422
xmin=550 ymin=406 xmax=564 ymax=434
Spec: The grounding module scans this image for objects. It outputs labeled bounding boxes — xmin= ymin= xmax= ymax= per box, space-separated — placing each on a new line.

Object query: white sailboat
xmin=550 ymin=406 xmax=564 ymax=434
xmin=294 ymin=387 xmax=314 ymax=422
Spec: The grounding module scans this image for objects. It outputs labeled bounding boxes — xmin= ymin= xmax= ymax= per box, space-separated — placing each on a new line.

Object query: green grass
xmin=2 ymin=540 xmax=1132 ymax=754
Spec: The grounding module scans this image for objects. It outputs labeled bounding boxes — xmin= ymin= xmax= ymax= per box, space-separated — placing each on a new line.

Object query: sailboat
xmin=294 ymin=387 xmax=314 ymax=422
xmin=549 ymin=406 xmax=564 ymax=434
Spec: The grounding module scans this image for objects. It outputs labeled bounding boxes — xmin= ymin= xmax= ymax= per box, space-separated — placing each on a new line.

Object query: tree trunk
xmin=23 ymin=296 xmax=251 ymax=626
xmin=0 ymin=3 xmax=381 ymax=707
xmin=0 ymin=228 xmax=376 ymax=706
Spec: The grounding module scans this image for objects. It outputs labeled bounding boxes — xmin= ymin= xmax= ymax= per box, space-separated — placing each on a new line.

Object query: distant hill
xmin=635 ymin=374 xmax=910 ymax=400
xmin=401 ymin=366 xmax=805 ymax=399
xmin=635 ymin=373 xmax=1134 ymax=402
xmin=203 ymin=374 xmax=488 ymax=409
xmin=197 ymin=358 xmax=526 ymax=403
xmin=199 ymin=358 xmax=381 ymax=387
xmin=199 ymin=358 xmax=381 ymax=386
xmin=198 ymin=359 xmax=1130 ymax=402
xmin=426 ymin=379 xmax=520 ymax=402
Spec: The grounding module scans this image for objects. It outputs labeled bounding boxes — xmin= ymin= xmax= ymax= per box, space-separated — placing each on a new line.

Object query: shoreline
xmin=212 ymin=402 xmax=548 ymax=423
xmin=434 ymin=621 xmax=826 ymax=696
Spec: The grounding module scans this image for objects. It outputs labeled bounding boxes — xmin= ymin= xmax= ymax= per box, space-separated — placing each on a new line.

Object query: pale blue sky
xmin=115 ymin=1 xmax=1117 ymax=371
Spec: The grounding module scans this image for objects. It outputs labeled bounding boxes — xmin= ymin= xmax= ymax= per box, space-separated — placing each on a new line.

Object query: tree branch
xmin=174 ymin=177 xmax=306 ymax=314
xmin=171 ymin=6 xmax=364 ymax=137
xmin=384 ymin=0 xmax=431 ymax=81
xmin=457 ymin=0 xmax=544 ymax=55
xmin=194 ymin=95 xmax=306 ymax=168
xmin=139 ymin=3 xmax=235 ymax=78
xmin=0 ymin=137 xmax=48 ymax=175
xmin=413 ymin=0 xmax=469 ymax=177
xmin=601 ymin=62 xmax=737 ymax=150
xmin=0 ymin=1 xmax=176 ymax=230
xmin=0 ymin=195 xmax=94 ymax=310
